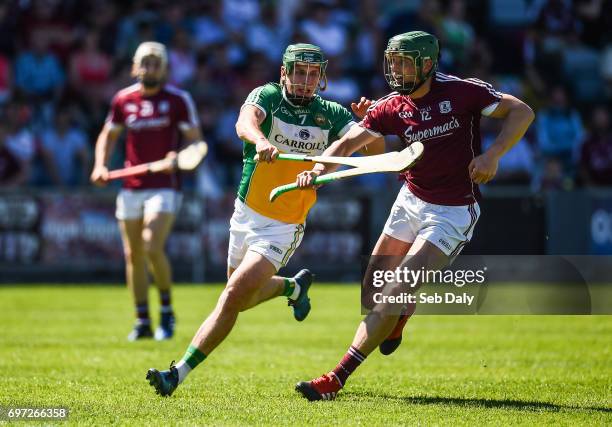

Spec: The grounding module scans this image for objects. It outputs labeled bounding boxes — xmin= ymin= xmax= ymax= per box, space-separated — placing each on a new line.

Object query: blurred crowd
xmin=0 ymin=0 xmax=611 ymax=195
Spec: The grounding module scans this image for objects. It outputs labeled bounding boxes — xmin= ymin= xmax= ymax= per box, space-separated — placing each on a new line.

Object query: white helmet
xmin=133 ymin=41 xmax=168 ymax=69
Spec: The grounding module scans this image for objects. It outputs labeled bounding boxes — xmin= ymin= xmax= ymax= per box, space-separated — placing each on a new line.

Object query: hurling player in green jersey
xmin=146 ymin=43 xmax=382 ymax=397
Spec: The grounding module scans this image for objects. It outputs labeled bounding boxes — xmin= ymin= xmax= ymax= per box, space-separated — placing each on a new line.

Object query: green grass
xmin=1 ymin=284 xmax=610 ymax=425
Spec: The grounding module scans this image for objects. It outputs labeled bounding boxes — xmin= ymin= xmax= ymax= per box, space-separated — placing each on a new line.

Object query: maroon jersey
xmin=107 ymin=84 xmax=199 ymax=190
xmin=361 ymin=72 xmax=502 ymax=205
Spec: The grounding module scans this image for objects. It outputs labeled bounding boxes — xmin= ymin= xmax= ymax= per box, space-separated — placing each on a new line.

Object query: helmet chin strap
xmin=397 ymin=62 xmax=436 ymax=95
xmin=282 ymin=81 xmax=314 ymax=106
xmin=398 ymin=76 xmax=428 ymax=95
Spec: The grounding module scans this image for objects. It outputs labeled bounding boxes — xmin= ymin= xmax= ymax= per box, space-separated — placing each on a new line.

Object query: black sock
xmin=136 ymin=303 xmax=150 ymax=325
xmin=160 ymin=290 xmax=173 ymax=314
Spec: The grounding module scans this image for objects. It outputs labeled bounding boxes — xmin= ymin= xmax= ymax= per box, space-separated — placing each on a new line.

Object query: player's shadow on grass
xmin=346 ymin=393 xmax=612 ymax=413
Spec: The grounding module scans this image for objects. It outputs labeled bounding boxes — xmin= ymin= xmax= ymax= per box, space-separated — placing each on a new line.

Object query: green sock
xmin=282 ymin=278 xmax=296 ymax=297
xmin=282 ymin=278 xmax=301 ymax=300
xmin=182 ymin=345 xmax=207 ymax=369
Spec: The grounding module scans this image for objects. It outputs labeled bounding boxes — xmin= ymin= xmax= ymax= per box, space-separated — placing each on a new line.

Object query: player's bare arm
xmin=469 ymin=94 xmax=535 ymax=184
xmin=357 ymin=136 xmax=385 ymax=156
xmin=296 ymin=125 xmax=382 ymax=188
xmin=235 ymin=104 xmax=278 ymax=163
xmin=90 ymin=122 xmax=123 ymax=186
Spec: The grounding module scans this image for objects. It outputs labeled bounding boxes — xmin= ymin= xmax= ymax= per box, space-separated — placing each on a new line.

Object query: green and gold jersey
xmin=238 ymin=83 xmax=355 ymax=224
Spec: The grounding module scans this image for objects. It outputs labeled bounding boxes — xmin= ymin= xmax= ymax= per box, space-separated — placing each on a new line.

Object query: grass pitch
xmin=1 ymin=284 xmax=610 ymax=425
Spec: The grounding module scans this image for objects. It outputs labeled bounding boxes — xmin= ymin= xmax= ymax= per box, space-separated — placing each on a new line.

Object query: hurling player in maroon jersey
xmin=91 ymin=42 xmax=204 ymax=342
xmin=294 ymin=31 xmax=534 ymax=401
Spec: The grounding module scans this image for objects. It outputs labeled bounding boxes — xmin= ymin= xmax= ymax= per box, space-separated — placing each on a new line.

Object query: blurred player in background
xmin=146 ymin=43 xmax=382 ymax=397
xmin=294 ymin=31 xmax=534 ymax=400
xmin=90 ymin=42 xmax=204 ymax=341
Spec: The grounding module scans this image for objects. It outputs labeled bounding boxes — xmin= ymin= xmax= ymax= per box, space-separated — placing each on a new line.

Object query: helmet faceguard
xmin=384 ymin=31 xmax=439 ymax=95
xmin=281 ymin=43 xmax=328 ymax=106
xmin=132 ymin=41 xmax=168 ymax=89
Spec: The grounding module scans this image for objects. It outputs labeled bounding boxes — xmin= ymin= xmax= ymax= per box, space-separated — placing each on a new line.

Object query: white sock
xmin=175 ymin=360 xmax=192 ymax=384
xmin=289 ymin=281 xmax=301 ymax=300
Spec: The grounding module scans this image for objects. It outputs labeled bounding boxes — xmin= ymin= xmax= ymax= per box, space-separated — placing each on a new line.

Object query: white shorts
xmin=115 ymin=189 xmax=182 ymax=220
xmin=383 ymin=185 xmax=480 ymax=257
xmin=228 ymin=199 xmax=305 ymax=271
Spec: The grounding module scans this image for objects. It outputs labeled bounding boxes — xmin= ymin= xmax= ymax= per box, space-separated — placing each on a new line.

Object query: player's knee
xmin=123 ymin=247 xmax=144 ymax=264
xmin=143 ymin=240 xmax=165 ymax=260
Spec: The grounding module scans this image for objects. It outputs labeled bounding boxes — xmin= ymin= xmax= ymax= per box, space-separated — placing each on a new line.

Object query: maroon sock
xmin=332 ymin=346 xmax=366 ymax=386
